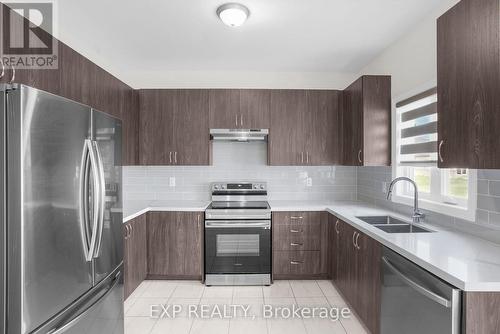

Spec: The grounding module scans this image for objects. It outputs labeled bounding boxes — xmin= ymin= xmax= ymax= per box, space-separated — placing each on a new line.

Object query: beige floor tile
xmin=229 ymin=317 xmax=268 ymax=334
xmin=150 ymin=317 xmax=193 ymax=334
xmin=339 ymin=313 xmax=368 ymax=334
xmin=126 ymin=297 xmax=168 ymax=317
xmin=124 ymin=316 xmax=157 ymax=334
xmin=233 ymin=286 xmax=264 ymax=299
xmin=290 ymin=281 xmax=323 ymax=298
xmin=141 ymin=281 xmax=177 ymax=298
xmin=267 ymin=318 xmax=307 ymax=334
xmin=295 ymin=297 xmax=330 ymax=307
xmin=263 ymin=280 xmax=294 ymax=298
xmin=316 ymin=280 xmax=342 ymax=297
xmin=202 ymin=286 xmax=234 ymax=298
xmin=164 ymin=298 xmax=201 ymax=317
xmin=171 ymin=283 xmax=205 ymax=299
xmin=303 ymin=318 xmax=346 ymax=334
xmin=190 ymin=318 xmax=230 ymax=334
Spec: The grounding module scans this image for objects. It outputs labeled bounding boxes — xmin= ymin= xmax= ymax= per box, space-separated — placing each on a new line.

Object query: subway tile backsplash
xmin=123 ymin=142 xmax=357 ymax=202
xmin=357 ymin=166 xmax=500 ymax=243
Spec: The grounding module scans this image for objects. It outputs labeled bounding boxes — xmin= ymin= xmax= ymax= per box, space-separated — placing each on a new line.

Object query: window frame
xmin=391 ymin=82 xmax=477 ymax=221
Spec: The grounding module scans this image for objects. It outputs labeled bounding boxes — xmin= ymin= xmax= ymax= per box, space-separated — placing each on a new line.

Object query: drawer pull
xmin=290 ymin=229 xmax=303 ymax=233
xmin=290 ymin=261 xmax=303 ymax=265
xmin=335 ymin=220 xmax=340 ymax=234
xmin=290 ymin=243 xmax=303 ymax=247
xmin=290 ymin=216 xmax=303 ymax=220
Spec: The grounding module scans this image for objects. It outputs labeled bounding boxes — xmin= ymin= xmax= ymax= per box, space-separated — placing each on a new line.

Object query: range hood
xmin=210 ymin=129 xmax=269 ymax=142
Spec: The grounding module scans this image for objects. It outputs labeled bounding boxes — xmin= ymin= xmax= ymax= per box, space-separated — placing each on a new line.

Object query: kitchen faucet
xmin=386 ymin=177 xmax=425 ymax=224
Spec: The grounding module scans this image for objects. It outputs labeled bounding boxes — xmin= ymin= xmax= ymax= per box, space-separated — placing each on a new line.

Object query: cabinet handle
xmin=438 ymin=140 xmax=444 ymax=163
xmin=169 ymin=151 xmax=172 ymax=164
xmin=240 ymin=114 xmax=243 ymax=127
xmin=235 ymin=115 xmax=238 ymax=127
xmin=290 ymin=216 xmax=303 ymax=220
xmin=355 ymin=233 xmax=361 ymax=250
xmin=352 ymin=232 xmax=357 ymax=248
xmin=290 ymin=229 xmax=302 ymax=233
xmin=290 ymin=243 xmax=303 ymax=247
xmin=290 ymin=261 xmax=303 ymax=265
xmin=335 ymin=220 xmax=340 ymax=234
xmin=124 ymin=225 xmax=129 ymax=239
xmin=0 ymin=60 xmax=4 ymax=80
xmin=301 ymin=152 xmax=304 ymax=164
xmin=8 ymin=65 xmax=15 ymax=84
xmin=174 ymin=151 xmax=177 ymax=164
xmin=358 ymin=150 xmax=362 ymax=164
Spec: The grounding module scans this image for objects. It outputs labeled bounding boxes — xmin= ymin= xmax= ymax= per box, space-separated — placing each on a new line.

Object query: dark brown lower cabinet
xmin=463 ymin=292 xmax=500 ymax=333
xmin=331 ymin=216 xmax=381 ymax=334
xmin=147 ymin=212 xmax=203 ymax=279
xmin=272 ymin=211 xmax=329 ymax=279
xmin=124 ymin=214 xmax=147 ymax=299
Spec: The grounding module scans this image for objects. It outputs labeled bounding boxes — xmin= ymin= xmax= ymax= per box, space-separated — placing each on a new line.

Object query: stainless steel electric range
xmin=204 ymin=182 xmax=271 ymax=286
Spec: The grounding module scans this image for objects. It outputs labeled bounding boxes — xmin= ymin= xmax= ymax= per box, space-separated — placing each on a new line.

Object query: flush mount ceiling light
xmin=216 ymin=3 xmax=250 ymax=27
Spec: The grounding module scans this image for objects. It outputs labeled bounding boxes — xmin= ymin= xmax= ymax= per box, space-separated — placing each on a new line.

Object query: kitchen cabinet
xmin=272 ymin=211 xmax=329 ymax=278
xmin=463 ymin=292 xmax=500 ymax=333
xmin=331 ymin=216 xmax=381 ymax=334
xmin=209 ymin=89 xmax=270 ymax=129
xmin=437 ymin=0 xmax=500 ymax=169
xmin=147 ymin=212 xmax=203 ymax=279
xmin=269 ymin=90 xmax=341 ymax=166
xmin=139 ymin=89 xmax=210 ymax=165
xmin=124 ymin=214 xmax=147 ymax=299
xmin=342 ymin=75 xmax=391 ymax=166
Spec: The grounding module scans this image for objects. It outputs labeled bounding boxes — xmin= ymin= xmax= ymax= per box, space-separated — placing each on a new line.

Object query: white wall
xmin=359 ymin=0 xmax=459 ymax=98
xmin=121 ymin=70 xmax=357 ymax=90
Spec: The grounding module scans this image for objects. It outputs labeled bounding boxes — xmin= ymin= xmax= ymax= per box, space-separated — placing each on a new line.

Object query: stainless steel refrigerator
xmin=0 ymin=84 xmax=124 ymax=334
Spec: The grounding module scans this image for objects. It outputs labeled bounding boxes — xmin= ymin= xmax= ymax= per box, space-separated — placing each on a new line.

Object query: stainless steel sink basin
xmin=356 ymin=215 xmax=434 ymax=234
xmin=356 ymin=216 xmax=408 ymax=225
xmin=376 ymin=224 xmax=432 ymax=233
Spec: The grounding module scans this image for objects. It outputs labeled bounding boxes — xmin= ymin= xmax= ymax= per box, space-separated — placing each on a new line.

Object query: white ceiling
xmin=53 ymin=0 xmax=448 ymax=87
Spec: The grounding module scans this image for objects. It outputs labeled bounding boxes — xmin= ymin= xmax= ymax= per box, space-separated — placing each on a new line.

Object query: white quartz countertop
xmin=123 ymin=200 xmax=209 ymax=222
xmin=123 ymin=199 xmax=500 ymax=291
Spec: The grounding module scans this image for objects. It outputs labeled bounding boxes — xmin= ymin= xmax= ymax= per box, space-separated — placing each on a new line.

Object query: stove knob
xmin=254 ymin=185 xmax=259 ymax=189
xmin=221 ymin=185 xmax=226 ymax=189
xmin=260 ymin=185 xmax=265 ymax=190
xmin=214 ymin=185 xmax=220 ymax=190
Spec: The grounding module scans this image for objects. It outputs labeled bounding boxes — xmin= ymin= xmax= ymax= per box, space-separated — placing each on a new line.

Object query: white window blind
xmin=396 ymin=88 xmax=438 ymax=166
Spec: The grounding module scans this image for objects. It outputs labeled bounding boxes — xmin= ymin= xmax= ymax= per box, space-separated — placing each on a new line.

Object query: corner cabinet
xmin=139 ymin=89 xmax=211 ymax=165
xmin=342 ymin=75 xmax=391 ymax=166
xmin=330 ymin=215 xmax=381 ymax=334
xmin=124 ymin=214 xmax=147 ymax=299
xmin=437 ymin=0 xmax=500 ymax=168
xmin=147 ymin=212 xmax=203 ymax=279
xmin=269 ymin=90 xmax=341 ymax=166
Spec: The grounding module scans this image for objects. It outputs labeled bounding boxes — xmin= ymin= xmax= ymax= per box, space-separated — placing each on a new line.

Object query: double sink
xmin=356 ymin=216 xmax=434 ymax=234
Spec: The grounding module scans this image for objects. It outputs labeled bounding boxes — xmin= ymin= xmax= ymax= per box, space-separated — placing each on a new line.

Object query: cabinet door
xmin=269 ymin=90 xmax=307 ymax=165
xmin=147 ymin=212 xmax=180 ymax=276
xmin=180 ymin=212 xmax=203 ymax=277
xmin=437 ymin=0 xmax=500 ymax=168
xmin=306 ymin=90 xmax=341 ymax=165
xmin=362 ymin=76 xmax=391 ymax=166
xmin=139 ymin=90 xmax=175 ymax=165
xmin=342 ymin=79 xmax=364 ymax=166
xmin=356 ymin=232 xmax=381 ymax=334
xmin=209 ymin=89 xmax=241 ymax=128
xmin=240 ymin=89 xmax=270 ymax=129
xmin=124 ymin=222 xmax=132 ymax=299
xmin=329 ymin=215 xmax=339 ymax=282
xmin=173 ymin=90 xmax=210 ymax=165
xmin=336 ymin=221 xmax=358 ymax=306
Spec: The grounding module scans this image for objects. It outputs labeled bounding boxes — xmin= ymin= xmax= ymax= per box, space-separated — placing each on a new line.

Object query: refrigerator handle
xmin=92 ymin=140 xmax=106 ymax=258
xmin=87 ymin=139 xmax=101 ymax=262
xmin=44 ymin=270 xmax=121 ymax=334
xmin=79 ymin=140 xmax=100 ymax=262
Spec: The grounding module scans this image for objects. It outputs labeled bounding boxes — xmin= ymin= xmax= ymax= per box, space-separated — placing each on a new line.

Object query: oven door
xmin=205 ymin=220 xmax=271 ymax=275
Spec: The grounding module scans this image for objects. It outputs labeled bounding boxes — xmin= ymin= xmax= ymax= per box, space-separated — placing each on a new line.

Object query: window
xmin=392 ymin=87 xmax=476 ymax=221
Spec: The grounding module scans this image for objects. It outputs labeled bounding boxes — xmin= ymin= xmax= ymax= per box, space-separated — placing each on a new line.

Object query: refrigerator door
xmin=5 ymin=85 xmax=94 ymax=334
xmin=1 ymin=87 xmax=6 ymax=334
xmin=32 ymin=266 xmax=124 ymax=334
xmin=91 ymin=109 xmax=123 ymax=284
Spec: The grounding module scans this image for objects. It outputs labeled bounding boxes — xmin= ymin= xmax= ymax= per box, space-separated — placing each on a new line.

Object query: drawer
xmin=273 ymin=222 xmax=321 ymax=251
xmin=272 ymin=211 xmax=323 ymax=225
xmin=273 ymin=251 xmax=321 ymax=276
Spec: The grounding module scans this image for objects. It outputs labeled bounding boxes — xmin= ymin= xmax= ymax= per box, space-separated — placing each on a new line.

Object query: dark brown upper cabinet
xmin=437 ymin=0 xmax=500 ymax=169
xmin=139 ymin=89 xmax=210 ymax=166
xmin=342 ymin=75 xmax=391 ymax=166
xmin=209 ymin=89 xmax=270 ymax=129
xmin=269 ymin=90 xmax=340 ymax=166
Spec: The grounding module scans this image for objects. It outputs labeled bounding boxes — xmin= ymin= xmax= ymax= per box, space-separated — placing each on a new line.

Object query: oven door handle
xmin=205 ymin=220 xmax=271 ymax=229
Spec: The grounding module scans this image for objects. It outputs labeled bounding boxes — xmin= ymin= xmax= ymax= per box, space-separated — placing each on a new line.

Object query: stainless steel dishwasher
xmin=381 ymin=247 xmax=462 ymax=334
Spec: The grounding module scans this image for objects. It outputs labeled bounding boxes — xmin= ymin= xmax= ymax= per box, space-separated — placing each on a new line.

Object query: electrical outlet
xmin=306 ymin=177 xmax=312 ymax=187
xmin=382 ymin=182 xmax=387 ymax=194
xmin=169 ymin=177 xmax=176 ymax=187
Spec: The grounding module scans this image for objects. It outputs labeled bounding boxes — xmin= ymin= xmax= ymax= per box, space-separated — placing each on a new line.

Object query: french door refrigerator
xmin=0 ymin=84 xmax=124 ymax=334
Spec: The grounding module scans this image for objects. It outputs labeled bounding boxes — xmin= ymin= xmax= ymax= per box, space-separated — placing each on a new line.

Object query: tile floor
xmin=124 ymin=280 xmax=367 ymax=334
